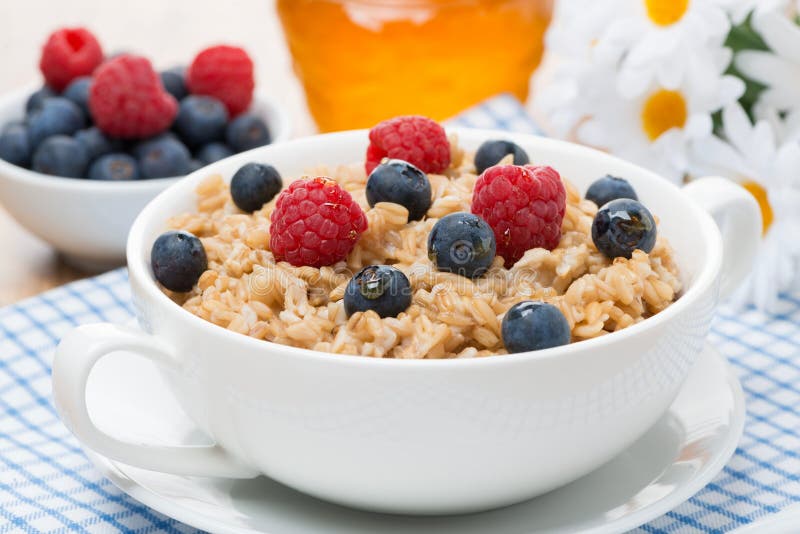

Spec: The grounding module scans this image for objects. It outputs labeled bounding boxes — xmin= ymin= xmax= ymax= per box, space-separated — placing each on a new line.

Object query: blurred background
xmin=1 ymin=0 xmax=795 ymax=312
xmin=0 ymin=0 xmax=312 ymax=302
xmin=0 ymin=0 xmax=552 ymax=304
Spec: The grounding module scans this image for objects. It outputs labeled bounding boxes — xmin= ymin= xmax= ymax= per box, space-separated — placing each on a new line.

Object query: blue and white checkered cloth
xmin=1 ymin=95 xmax=799 ymax=533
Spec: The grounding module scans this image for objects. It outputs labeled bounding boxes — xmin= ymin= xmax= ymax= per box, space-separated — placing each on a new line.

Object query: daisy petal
xmin=685 ymin=114 xmax=712 ymax=139
xmin=753 ymin=11 xmax=800 ymax=64
xmin=657 ymin=55 xmax=685 ymax=90
xmin=690 ymin=135 xmax=747 ymax=177
xmin=717 ymin=76 xmax=746 ymax=107
xmin=748 ymin=121 xmax=777 ymax=176
xmin=722 ymin=103 xmax=755 ymax=153
xmin=576 ymin=119 xmax=609 ymax=149
xmin=774 ymin=143 xmax=800 ymax=190
xmin=735 ymin=51 xmax=800 ymax=90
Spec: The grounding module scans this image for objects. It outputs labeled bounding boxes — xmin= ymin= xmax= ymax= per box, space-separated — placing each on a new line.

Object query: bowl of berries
xmin=54 ymin=116 xmax=760 ymax=514
xmin=0 ymin=28 xmax=290 ymax=270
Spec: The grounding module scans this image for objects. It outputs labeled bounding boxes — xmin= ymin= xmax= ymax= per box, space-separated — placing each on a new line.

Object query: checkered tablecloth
xmin=1 ymin=96 xmax=799 ymax=533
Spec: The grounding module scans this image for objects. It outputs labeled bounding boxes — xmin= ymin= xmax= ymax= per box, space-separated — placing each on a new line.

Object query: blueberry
xmin=137 ymin=136 xmax=191 ymax=179
xmin=28 ymin=97 xmax=86 ymax=148
xmin=62 ymin=76 xmax=92 ymax=117
xmin=32 ymin=135 xmax=89 ymax=178
xmin=366 ymin=159 xmax=432 ymax=221
xmin=131 ymin=132 xmax=180 ymax=159
xmin=585 ymin=175 xmax=638 ymax=208
xmin=474 ymin=140 xmax=530 ymax=174
xmin=591 ymin=199 xmax=657 ymax=259
xmin=160 ymin=67 xmax=187 ymax=101
xmin=174 ymin=95 xmax=228 ymax=147
xmin=25 ymin=85 xmax=56 ymax=114
xmin=226 ymin=113 xmax=271 ymax=152
xmin=74 ymin=127 xmax=120 ymax=161
xmin=196 ymin=142 xmax=233 ymax=165
xmin=0 ymin=123 xmax=31 ymax=167
xmin=230 ymin=162 xmax=282 ymax=212
xmin=501 ymin=301 xmax=571 ymax=353
xmin=427 ymin=212 xmax=496 ymax=278
xmin=344 ymin=265 xmax=412 ymax=318
xmin=188 ymin=159 xmax=204 ymax=173
xmin=88 ymin=153 xmax=140 ymax=181
xmin=151 ymin=230 xmax=208 ymax=292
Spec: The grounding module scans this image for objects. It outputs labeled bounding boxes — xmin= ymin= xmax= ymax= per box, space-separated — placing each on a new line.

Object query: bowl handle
xmin=52 ymin=323 xmax=258 ymax=478
xmin=683 ymin=176 xmax=761 ymax=301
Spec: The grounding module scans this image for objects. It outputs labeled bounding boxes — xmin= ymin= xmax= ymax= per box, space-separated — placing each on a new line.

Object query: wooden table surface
xmin=0 ymin=0 xmax=314 ymax=306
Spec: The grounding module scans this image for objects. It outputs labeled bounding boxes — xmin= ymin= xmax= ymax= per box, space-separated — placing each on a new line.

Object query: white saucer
xmin=82 ymin=343 xmax=745 ymax=534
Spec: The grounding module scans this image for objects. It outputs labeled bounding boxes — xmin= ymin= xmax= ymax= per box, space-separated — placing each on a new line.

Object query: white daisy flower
xmin=690 ymin=103 xmax=800 ymax=311
xmin=593 ymin=0 xmax=735 ymax=98
xmin=573 ymin=52 xmax=743 ymax=182
xmin=537 ymin=0 xmax=623 ymax=137
xmin=735 ymin=9 xmax=800 ymax=117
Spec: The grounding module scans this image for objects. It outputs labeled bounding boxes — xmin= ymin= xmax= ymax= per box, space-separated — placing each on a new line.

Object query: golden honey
xmin=277 ymin=0 xmax=553 ymax=131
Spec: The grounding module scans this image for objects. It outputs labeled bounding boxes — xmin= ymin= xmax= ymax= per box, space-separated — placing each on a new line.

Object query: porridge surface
xmin=163 ymin=139 xmax=681 ymax=358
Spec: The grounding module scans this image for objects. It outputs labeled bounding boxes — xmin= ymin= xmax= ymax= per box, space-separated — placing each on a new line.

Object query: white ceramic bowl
xmin=0 ymin=86 xmax=290 ymax=271
xmin=53 ymin=129 xmax=760 ymax=515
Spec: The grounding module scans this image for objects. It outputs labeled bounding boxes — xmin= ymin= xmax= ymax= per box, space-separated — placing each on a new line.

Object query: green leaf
xmin=725 ymin=14 xmax=769 ymax=52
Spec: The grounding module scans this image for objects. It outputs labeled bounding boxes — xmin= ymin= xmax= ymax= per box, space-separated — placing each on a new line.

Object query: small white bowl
xmin=0 ymin=86 xmax=290 ymax=271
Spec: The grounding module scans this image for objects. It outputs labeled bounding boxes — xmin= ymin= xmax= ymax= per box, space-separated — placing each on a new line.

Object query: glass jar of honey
xmin=277 ymin=0 xmax=553 ymax=132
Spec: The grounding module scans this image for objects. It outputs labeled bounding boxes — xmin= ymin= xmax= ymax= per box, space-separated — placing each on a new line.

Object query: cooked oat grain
xmin=164 ymin=138 xmax=681 ymax=358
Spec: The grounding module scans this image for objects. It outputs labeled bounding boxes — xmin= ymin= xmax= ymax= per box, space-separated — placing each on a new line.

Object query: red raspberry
xmin=472 ymin=165 xmax=566 ymax=265
xmin=89 ymin=55 xmax=178 ymax=139
xmin=187 ymin=45 xmax=254 ymax=117
xmin=365 ymin=116 xmax=450 ymax=175
xmin=270 ymin=177 xmax=368 ymax=267
xmin=39 ymin=27 xmax=104 ymax=91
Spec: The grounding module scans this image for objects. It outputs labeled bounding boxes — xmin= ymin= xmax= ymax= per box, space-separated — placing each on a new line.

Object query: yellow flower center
xmin=645 ymin=0 xmax=690 ymax=26
xmin=741 ymin=181 xmax=773 ymax=235
xmin=641 ymin=89 xmax=688 ymax=141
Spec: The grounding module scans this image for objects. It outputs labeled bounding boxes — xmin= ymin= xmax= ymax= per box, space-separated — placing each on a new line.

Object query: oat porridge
xmin=151 ymin=116 xmax=681 ymax=358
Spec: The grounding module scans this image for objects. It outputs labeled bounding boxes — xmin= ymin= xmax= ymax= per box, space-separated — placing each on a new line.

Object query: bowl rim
xmin=127 ymin=128 xmax=723 ymax=368
xmin=0 ymin=84 xmax=292 ymax=193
